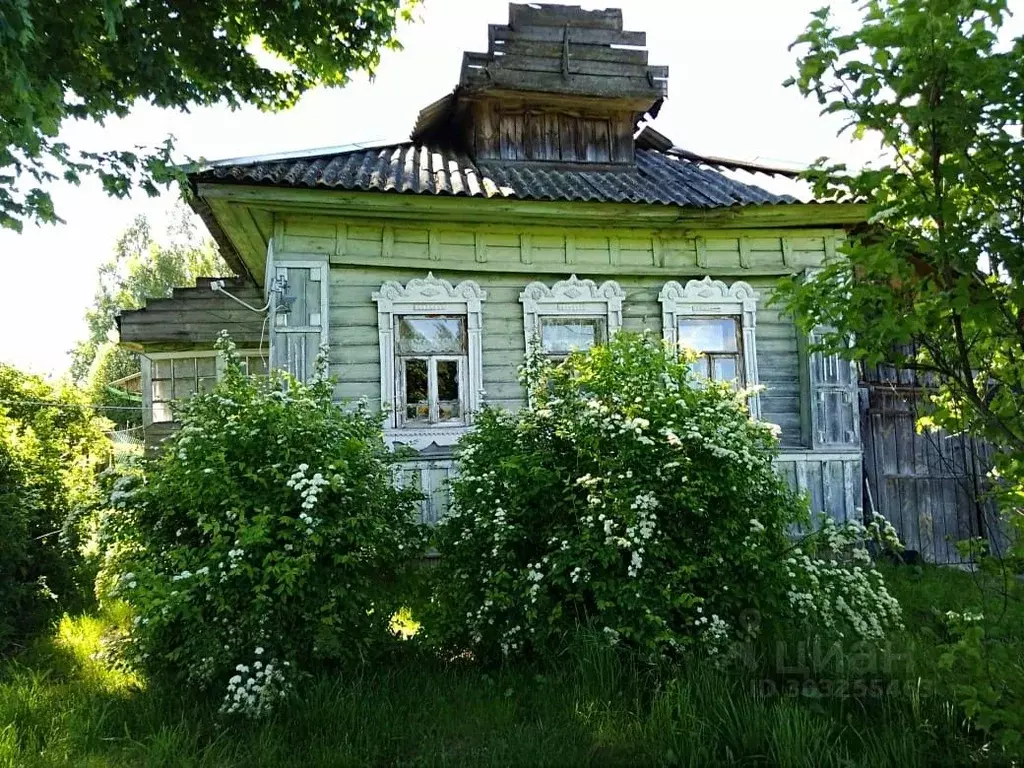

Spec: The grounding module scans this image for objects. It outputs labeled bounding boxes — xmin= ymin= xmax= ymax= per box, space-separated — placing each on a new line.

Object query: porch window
xmin=144 ymin=349 xmax=268 ymax=424
xmin=396 ymin=316 xmax=467 ymax=426
xmin=677 ymin=316 xmax=742 ymax=384
xmin=239 ymin=353 xmax=270 ymax=378
xmin=151 ymin=355 xmax=217 ymax=423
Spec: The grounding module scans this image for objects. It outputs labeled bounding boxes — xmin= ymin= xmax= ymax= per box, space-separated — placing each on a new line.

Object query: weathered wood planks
xmin=860 ymin=381 xmax=1002 ymax=564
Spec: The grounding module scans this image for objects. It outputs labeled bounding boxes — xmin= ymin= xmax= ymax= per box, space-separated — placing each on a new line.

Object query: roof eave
xmin=193 ymin=181 xmax=869 ymax=229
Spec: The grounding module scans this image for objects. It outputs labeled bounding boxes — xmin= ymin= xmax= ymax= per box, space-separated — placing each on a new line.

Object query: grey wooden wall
xmin=861 ymin=367 xmax=1005 ymax=564
xmin=118 ymin=277 xmax=266 ymax=350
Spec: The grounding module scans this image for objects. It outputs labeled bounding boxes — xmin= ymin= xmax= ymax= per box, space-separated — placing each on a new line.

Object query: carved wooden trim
xmin=372 ymin=273 xmax=487 ymax=449
xmin=658 ymin=276 xmax=761 ymax=418
xmin=519 ymin=274 xmax=624 ymax=354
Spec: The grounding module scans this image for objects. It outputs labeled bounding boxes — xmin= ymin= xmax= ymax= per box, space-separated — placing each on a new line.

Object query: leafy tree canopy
xmin=780 ymin=6 xmax=1024 ymax=741
xmin=1 ymin=0 xmax=415 ymax=230
xmin=777 ymin=0 xmax=1024 ymax=493
xmin=0 ymin=363 xmax=109 ymax=653
xmin=71 ymin=206 xmax=229 ymax=426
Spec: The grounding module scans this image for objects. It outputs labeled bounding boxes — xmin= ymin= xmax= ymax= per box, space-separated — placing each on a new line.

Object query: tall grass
xmin=0 ymin=567 xmax=1009 ymax=767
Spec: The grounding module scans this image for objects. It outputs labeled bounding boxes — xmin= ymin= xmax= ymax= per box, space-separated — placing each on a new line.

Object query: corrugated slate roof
xmin=191 ymin=142 xmax=801 ymax=209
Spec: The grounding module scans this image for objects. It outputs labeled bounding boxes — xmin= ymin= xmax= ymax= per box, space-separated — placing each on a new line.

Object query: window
xmin=372 ymin=273 xmax=487 ymax=448
xmin=239 ymin=353 xmax=269 ymax=378
xmin=520 ymin=275 xmax=624 ymax=359
xmin=396 ymin=316 xmax=467 ymax=426
xmin=659 ymin=277 xmax=761 ymax=417
xmin=539 ymin=316 xmax=608 ymax=359
xmin=144 ymin=349 xmax=268 ymax=424
xmin=151 ymin=355 xmax=217 ymax=423
xmin=269 ymin=261 xmax=329 ymax=382
xmin=677 ymin=317 xmax=742 ymax=383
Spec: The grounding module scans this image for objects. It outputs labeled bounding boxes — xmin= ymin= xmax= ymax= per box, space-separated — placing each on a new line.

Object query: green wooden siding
xmin=325 ymin=266 xmax=805 ymax=447
xmin=278 ymin=215 xmax=840 ymax=278
xmin=273 ymin=215 xmax=850 ymax=450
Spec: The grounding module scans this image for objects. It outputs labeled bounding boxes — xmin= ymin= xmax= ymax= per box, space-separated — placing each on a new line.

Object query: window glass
xmin=394 ymin=316 xmax=468 ymax=428
xmin=152 ymin=379 xmax=172 ymax=401
xmin=676 ymin=317 xmax=743 ymax=385
xmin=403 ymin=358 xmax=429 ymax=422
xmin=688 ymin=357 xmax=709 ymax=379
xmin=241 ymin=355 xmax=269 ymax=377
xmin=436 ymin=359 xmax=461 ymax=421
xmin=677 ymin=317 xmax=738 ymax=353
xmin=396 ymin=316 xmax=466 ymax=355
xmin=196 ymin=357 xmax=216 ymax=377
xmin=712 ymin=355 xmax=738 ymax=383
xmin=173 ymin=357 xmax=197 ymax=379
xmin=150 ymin=352 xmax=263 ymax=423
xmin=174 ymin=378 xmax=197 ymax=400
xmin=539 ymin=316 xmax=607 ymax=354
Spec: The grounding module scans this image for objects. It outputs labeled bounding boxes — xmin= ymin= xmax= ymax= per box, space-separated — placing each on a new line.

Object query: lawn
xmin=1 ymin=565 xmax=1019 ymax=767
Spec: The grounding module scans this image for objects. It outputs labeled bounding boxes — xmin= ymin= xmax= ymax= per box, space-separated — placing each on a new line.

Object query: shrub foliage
xmin=429 ymin=333 xmax=902 ymax=661
xmin=102 ymin=336 xmax=423 ymax=715
xmin=0 ymin=365 xmax=108 ymax=655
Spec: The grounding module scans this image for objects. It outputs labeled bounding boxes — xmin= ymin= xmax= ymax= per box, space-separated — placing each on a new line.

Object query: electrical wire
xmin=210 ymin=281 xmax=274 ymax=313
xmin=0 ymin=399 xmax=143 ymax=411
xmin=258 ymin=313 xmax=270 ymax=368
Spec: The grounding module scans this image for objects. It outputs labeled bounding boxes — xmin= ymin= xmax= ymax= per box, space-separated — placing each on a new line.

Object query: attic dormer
xmin=411 ymin=4 xmax=667 ymax=166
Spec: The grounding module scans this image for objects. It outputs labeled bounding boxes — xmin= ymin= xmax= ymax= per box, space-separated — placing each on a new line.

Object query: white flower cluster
xmin=220 ymin=647 xmax=293 ymax=717
xmin=700 ymin=613 xmax=730 ymax=656
xmin=286 ymin=464 xmax=329 ymax=511
xmin=111 ymin=571 xmax=138 ymax=595
xmin=499 ymin=624 xmax=525 ymax=656
xmin=945 ymin=610 xmax=985 ymax=625
xmin=784 ymin=529 xmax=904 ymax=642
xmin=170 ymin=565 xmax=210 ymax=583
xmin=525 ymin=562 xmax=545 ymax=601
xmin=625 ymin=492 xmax=659 ymax=578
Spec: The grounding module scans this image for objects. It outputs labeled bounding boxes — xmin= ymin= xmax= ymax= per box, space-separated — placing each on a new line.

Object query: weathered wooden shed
xmin=119 ymin=3 xmax=872 ymax=527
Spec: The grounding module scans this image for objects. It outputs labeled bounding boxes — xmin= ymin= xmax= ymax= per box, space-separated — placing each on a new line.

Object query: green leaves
xmin=99 ymin=342 xmax=424 ymax=714
xmin=1 ymin=0 xmax=416 ymax=229
xmin=782 ymin=2 xmax=1024 ymax=750
xmin=0 ymin=363 xmax=109 ymax=656
xmin=429 ymin=333 xmax=879 ymax=663
xmin=780 ymin=0 xmax=1024 ymax=441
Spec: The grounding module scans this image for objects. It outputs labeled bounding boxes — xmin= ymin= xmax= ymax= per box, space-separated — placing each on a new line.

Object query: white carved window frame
xmin=519 ymin=275 xmax=625 ymax=356
xmin=658 ymin=276 xmax=761 ymax=418
xmin=372 ymin=273 xmax=486 ymax=450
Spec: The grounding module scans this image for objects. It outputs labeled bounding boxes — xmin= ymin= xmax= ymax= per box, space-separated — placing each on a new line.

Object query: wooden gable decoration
xmin=414 ymin=4 xmax=668 ymax=166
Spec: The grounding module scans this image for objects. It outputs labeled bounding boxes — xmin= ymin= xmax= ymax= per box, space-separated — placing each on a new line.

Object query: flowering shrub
xmin=428 ymin=332 xmax=901 ymax=661
xmin=784 ymin=514 xmax=903 ymax=642
xmin=101 ymin=335 xmax=423 ymax=715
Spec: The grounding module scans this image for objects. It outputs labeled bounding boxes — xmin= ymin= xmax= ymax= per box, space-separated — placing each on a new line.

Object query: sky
xmin=0 ymin=0 xmax=879 ymax=377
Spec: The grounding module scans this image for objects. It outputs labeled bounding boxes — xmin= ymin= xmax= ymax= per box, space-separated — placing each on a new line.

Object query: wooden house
xmin=118 ymin=3 xmax=870 ymax=526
